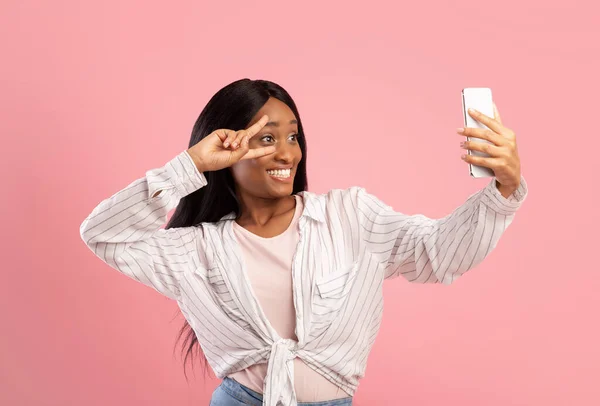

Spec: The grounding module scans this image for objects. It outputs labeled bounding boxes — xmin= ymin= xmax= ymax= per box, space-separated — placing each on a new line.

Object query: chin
xmin=265 ymin=181 xmax=294 ymax=197
xmin=270 ymin=185 xmax=294 ymax=197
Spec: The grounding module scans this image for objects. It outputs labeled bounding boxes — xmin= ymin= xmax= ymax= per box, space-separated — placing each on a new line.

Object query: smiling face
xmin=230 ymin=97 xmax=303 ymax=199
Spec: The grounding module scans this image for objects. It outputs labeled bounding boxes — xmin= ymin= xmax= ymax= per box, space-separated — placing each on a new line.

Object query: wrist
xmin=186 ymin=149 xmax=206 ymax=173
xmin=495 ymin=180 xmax=517 ymax=199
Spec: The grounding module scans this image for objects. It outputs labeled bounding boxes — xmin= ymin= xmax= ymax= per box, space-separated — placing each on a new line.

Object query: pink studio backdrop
xmin=2 ymin=0 xmax=599 ymax=405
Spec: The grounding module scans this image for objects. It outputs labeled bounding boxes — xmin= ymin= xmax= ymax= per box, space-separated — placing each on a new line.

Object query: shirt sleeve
xmin=356 ymin=175 xmax=528 ymax=284
xmin=79 ymin=150 xmax=208 ymax=300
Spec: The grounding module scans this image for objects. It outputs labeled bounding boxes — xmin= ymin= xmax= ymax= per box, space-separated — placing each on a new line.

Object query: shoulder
xmin=301 ymin=186 xmax=366 ymax=202
xmin=299 ymin=186 xmax=370 ymax=220
xmin=322 ymin=186 xmax=394 ymax=218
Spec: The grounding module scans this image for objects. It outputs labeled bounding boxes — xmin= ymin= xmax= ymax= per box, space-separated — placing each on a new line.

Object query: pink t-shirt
xmin=228 ymin=194 xmax=350 ymax=402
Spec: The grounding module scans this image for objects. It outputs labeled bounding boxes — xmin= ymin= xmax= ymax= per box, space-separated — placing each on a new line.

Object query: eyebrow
xmin=264 ymin=119 xmax=298 ymax=127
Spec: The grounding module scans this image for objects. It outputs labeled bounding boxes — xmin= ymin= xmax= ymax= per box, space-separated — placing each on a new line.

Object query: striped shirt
xmin=79 ymin=150 xmax=528 ymax=406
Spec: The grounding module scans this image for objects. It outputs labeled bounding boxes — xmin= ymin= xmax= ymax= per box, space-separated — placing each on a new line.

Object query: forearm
xmin=80 ymin=150 xmax=206 ymax=247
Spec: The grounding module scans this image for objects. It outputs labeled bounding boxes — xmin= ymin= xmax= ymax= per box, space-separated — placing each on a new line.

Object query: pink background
xmin=2 ymin=0 xmax=599 ymax=404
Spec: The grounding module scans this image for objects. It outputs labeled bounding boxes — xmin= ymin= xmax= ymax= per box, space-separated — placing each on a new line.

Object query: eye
xmin=289 ymin=133 xmax=299 ymax=141
xmin=260 ymin=134 xmax=275 ymax=142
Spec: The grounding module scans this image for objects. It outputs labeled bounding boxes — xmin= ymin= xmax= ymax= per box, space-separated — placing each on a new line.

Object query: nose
xmin=273 ymin=141 xmax=294 ymax=163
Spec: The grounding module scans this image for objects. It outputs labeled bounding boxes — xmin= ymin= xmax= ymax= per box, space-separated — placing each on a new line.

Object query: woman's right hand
xmin=186 ymin=114 xmax=276 ymax=172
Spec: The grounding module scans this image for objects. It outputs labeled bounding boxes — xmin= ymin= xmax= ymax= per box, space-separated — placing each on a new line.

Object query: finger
xmin=232 ymin=134 xmax=254 ymax=157
xmin=468 ymin=108 xmax=506 ymax=135
xmin=221 ymin=130 xmax=237 ymax=148
xmin=493 ymin=102 xmax=503 ymax=125
xmin=461 ymin=140 xmax=503 ymax=157
xmin=458 ymin=127 xmax=504 ymax=146
xmin=230 ymin=130 xmax=247 ymax=150
xmin=214 ymin=129 xmax=228 ymax=142
xmin=461 ymin=154 xmax=500 ymax=169
xmin=239 ymin=144 xmax=277 ymax=160
xmin=242 ymin=114 xmax=270 ymax=139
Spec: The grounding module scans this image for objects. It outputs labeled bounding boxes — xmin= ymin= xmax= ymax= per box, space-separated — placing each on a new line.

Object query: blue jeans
xmin=210 ymin=377 xmax=353 ymax=405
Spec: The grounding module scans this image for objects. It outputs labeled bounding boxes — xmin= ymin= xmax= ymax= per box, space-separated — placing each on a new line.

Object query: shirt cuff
xmin=164 ymin=150 xmax=208 ymax=198
xmin=481 ymin=174 xmax=528 ymax=215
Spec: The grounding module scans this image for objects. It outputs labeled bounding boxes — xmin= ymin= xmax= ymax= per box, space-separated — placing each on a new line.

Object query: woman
xmin=80 ymin=79 xmax=527 ymax=405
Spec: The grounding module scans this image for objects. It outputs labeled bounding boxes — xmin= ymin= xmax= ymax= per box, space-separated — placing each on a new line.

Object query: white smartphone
xmin=461 ymin=87 xmax=495 ymax=178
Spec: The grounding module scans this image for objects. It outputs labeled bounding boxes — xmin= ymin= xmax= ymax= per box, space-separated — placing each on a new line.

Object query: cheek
xmin=231 ymin=160 xmax=265 ymax=184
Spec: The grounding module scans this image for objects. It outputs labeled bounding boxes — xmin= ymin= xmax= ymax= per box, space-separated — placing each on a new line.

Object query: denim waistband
xmin=217 ymin=377 xmax=353 ymax=405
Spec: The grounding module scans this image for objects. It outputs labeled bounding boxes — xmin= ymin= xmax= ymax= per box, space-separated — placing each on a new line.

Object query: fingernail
xmin=461 ymin=154 xmax=467 ymax=160
xmin=224 ymin=142 xmax=229 ymax=147
xmin=468 ymin=108 xmax=476 ymax=113
xmin=232 ymin=142 xmax=238 ymax=148
xmin=456 ymin=128 xmax=464 ymax=133
xmin=460 ymin=142 xmax=466 ymax=148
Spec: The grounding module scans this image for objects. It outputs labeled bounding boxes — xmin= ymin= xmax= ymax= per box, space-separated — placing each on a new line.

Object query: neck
xmin=235 ymin=192 xmax=296 ymax=227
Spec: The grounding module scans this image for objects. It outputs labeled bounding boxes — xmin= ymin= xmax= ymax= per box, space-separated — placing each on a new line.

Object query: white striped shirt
xmin=79 ymin=150 xmax=528 ymax=406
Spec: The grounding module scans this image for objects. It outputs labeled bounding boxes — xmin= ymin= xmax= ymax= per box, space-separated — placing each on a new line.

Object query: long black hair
xmin=167 ymin=79 xmax=309 ymax=380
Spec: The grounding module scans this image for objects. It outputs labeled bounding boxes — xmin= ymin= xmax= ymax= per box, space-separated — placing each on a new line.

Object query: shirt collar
xmin=218 ymin=191 xmax=326 ymax=223
xmin=298 ymin=191 xmax=326 ymax=223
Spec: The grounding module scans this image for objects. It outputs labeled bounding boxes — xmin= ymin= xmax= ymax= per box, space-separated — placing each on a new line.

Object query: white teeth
xmin=267 ymin=169 xmax=291 ymax=178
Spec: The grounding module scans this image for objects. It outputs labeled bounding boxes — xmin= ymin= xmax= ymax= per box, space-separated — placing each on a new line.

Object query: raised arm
xmin=356 ymin=175 xmax=528 ymax=284
xmin=79 ymin=150 xmax=207 ymax=300
xmin=80 ymin=114 xmax=276 ymax=300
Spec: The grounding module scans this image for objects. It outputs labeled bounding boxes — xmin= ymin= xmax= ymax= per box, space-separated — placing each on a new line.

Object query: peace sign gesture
xmin=457 ymin=103 xmax=522 ymax=195
xmin=187 ymin=115 xmax=276 ymax=173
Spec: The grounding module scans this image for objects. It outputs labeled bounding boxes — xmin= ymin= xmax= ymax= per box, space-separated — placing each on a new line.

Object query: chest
xmin=191 ymin=219 xmax=370 ymax=342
